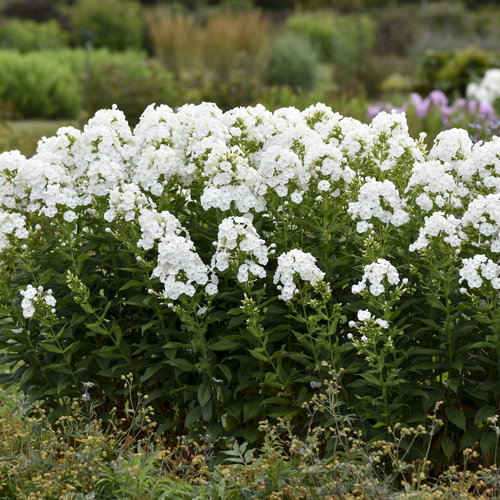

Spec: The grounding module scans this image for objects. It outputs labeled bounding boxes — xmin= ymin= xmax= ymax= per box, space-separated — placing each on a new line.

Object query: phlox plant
xmin=1 ymin=102 xmax=500 ymax=466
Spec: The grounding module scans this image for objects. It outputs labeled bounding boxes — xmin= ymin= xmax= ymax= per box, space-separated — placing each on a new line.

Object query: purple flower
xmin=429 ymin=90 xmax=449 ymax=108
xmin=478 ymin=102 xmax=495 ymax=120
xmin=467 ymin=99 xmax=478 ymax=115
xmin=410 ymin=93 xmax=430 ymax=118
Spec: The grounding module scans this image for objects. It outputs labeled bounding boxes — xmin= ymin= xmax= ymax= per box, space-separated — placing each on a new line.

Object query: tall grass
xmin=146 ymin=7 xmax=269 ymax=76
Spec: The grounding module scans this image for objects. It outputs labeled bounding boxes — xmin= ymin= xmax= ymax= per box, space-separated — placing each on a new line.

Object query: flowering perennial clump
xmin=2 ymin=102 xmax=500 ymax=459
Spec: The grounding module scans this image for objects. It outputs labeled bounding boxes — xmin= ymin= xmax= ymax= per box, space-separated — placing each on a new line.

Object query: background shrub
xmin=70 ymin=0 xmax=144 ymax=51
xmin=0 ymin=19 xmax=69 ymax=52
xmin=265 ymin=33 xmax=319 ymax=90
xmin=84 ymin=57 xmax=179 ymax=125
xmin=0 ymin=49 xmax=178 ymax=122
xmin=286 ymin=12 xmax=336 ymax=62
xmin=0 ymin=51 xmax=81 ymax=118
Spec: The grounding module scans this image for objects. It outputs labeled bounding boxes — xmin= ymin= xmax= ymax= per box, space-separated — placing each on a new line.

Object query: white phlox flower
xmin=200 ymin=144 xmax=266 ymax=213
xmin=458 ymin=137 xmax=500 ymax=194
xmin=177 ymin=102 xmax=230 ymax=172
xmin=304 ymin=142 xmax=353 ymax=197
xmin=369 ymin=111 xmax=424 ymax=172
xmin=136 ymin=208 xmax=215 ymax=300
xmin=104 ymin=183 xmax=153 ymax=222
xmin=257 ymin=146 xmax=309 ymax=199
xmin=462 ymin=193 xmax=500 ymax=252
xmin=352 ymin=259 xmax=401 ymax=296
xmin=20 ymin=284 xmax=56 ymax=318
xmin=223 ymin=104 xmax=274 ymax=158
xmin=406 ymin=160 xmax=467 ymax=212
xmin=409 ymin=212 xmax=465 ymax=251
xmin=0 ymin=211 xmax=28 ymax=253
xmin=459 ymin=254 xmax=500 ymax=290
xmin=348 ymin=178 xmax=409 ymax=227
xmin=429 ymin=128 xmax=473 ymax=167
xmin=273 ymin=249 xmax=325 ymax=301
xmin=211 ymin=216 xmax=270 ymax=282
xmin=466 ymin=69 xmax=500 ymax=106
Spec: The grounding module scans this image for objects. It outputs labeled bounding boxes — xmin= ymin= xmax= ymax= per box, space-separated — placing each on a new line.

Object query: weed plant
xmin=1 ymin=370 xmax=500 ymax=498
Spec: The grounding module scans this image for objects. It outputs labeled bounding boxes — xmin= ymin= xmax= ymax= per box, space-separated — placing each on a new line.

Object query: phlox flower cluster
xmin=273 ymin=249 xmax=325 ymax=301
xmin=0 ymin=211 xmax=28 ymax=253
xmin=211 ymin=216 xmax=270 ymax=283
xmin=409 ymin=212 xmax=465 ymax=251
xmin=461 ymin=193 xmax=500 ymax=252
xmin=348 ymin=178 xmax=409 ymax=230
xmin=459 ymin=254 xmax=500 ymax=290
xmin=347 ymin=309 xmax=390 ymax=348
xmin=458 ymin=136 xmax=500 ymax=193
xmin=20 ymin=285 xmax=56 ymax=319
xmin=2 ymin=101 xmax=500 ymax=305
xmin=137 ymin=208 xmax=214 ymax=300
xmin=406 ymin=160 xmax=467 ymax=212
xmin=200 ymin=144 xmax=265 ymax=212
xmin=352 ymin=259 xmax=404 ymax=296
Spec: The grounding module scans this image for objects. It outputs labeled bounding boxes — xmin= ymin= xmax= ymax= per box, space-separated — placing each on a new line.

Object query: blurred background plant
xmin=0 ymin=0 xmax=499 ymax=156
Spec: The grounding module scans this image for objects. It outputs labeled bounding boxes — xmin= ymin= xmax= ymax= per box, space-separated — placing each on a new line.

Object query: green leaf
xmin=119 ymin=280 xmax=145 ymax=291
xmin=218 ymin=364 xmax=232 ymax=383
xmin=40 ymin=342 xmax=63 ymax=354
xmin=198 ymin=380 xmax=211 ymax=407
xmin=140 ymin=364 xmax=164 ymax=383
xmin=95 ymin=346 xmax=122 ymax=359
xmin=201 ymin=400 xmax=212 ymax=422
xmin=446 ymin=407 xmax=466 ymax=431
xmin=209 ymin=336 xmax=243 ymax=351
xmin=185 ymin=406 xmax=202 ymax=426
xmin=424 ymin=293 xmax=446 ymax=311
xmin=441 ymin=436 xmax=455 ymax=459
xmin=480 ymin=432 xmax=497 ymax=454
xmin=474 ymin=406 xmax=497 ymax=425
xmin=244 ymin=402 xmax=260 ymax=422
xmin=165 ymin=358 xmax=196 ymax=372
xmin=359 ymin=371 xmax=381 ymax=386
xmin=460 ymin=428 xmax=481 ymax=450
xmin=248 ymin=348 xmax=268 ymax=363
xmin=86 ymin=322 xmax=108 ymax=335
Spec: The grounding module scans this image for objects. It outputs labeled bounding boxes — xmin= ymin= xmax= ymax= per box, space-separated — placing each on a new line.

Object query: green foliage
xmin=0 ymin=51 xmax=81 ymax=118
xmin=1 ymin=0 xmax=67 ymax=24
xmin=265 ymin=33 xmax=319 ymax=90
xmin=70 ymin=0 xmax=144 ymax=51
xmin=0 ymin=19 xmax=69 ymax=52
xmin=0 ymin=119 xmax=77 ymax=157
